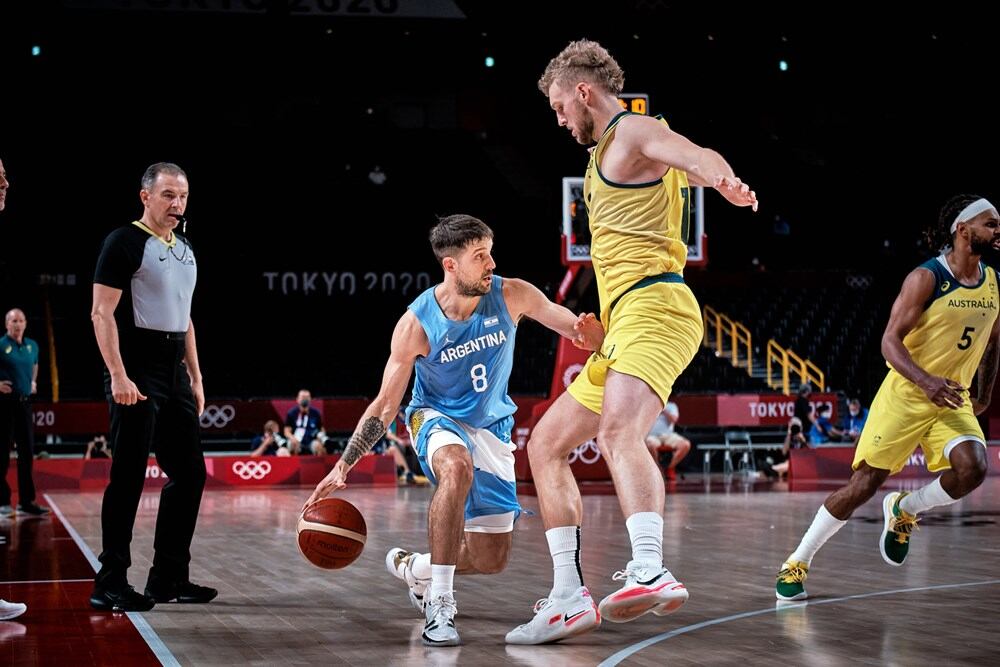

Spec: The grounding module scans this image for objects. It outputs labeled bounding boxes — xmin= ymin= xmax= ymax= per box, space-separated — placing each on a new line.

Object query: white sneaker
xmin=598 ymin=561 xmax=689 ymax=622
xmin=0 ymin=599 xmax=27 ymax=620
xmin=422 ymin=593 xmax=460 ymax=646
xmin=0 ymin=505 xmax=13 ymax=518
xmin=385 ymin=548 xmax=430 ymax=614
xmin=505 ymin=586 xmax=600 ymax=645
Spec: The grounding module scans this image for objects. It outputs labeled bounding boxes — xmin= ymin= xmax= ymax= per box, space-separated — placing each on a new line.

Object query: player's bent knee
xmin=435 ymin=453 xmax=474 ymax=485
xmin=956 ymin=462 xmax=987 ymax=492
xmin=466 ymin=532 xmax=512 ymax=573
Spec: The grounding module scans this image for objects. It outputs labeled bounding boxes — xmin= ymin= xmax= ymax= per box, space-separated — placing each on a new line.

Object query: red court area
xmin=0 ymin=510 xmax=159 ymax=667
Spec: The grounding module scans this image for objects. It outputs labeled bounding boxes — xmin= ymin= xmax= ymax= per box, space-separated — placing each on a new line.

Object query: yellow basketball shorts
xmin=568 ymin=280 xmax=702 ymax=414
xmin=853 ymin=371 xmax=986 ymax=475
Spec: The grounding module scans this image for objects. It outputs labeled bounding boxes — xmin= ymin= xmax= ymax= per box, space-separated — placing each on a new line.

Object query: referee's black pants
xmin=95 ymin=336 xmax=206 ymax=591
xmin=0 ymin=396 xmax=37 ymax=507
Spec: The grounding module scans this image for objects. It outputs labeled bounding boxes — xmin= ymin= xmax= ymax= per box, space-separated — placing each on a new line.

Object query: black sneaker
xmin=90 ymin=585 xmax=156 ymax=612
xmin=16 ymin=502 xmax=51 ymax=516
xmin=145 ymin=579 xmax=218 ymax=604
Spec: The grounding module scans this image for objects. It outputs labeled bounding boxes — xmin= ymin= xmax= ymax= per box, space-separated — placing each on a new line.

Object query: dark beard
xmin=456 ymin=276 xmax=490 ymax=297
xmin=970 ymin=236 xmax=995 ymax=256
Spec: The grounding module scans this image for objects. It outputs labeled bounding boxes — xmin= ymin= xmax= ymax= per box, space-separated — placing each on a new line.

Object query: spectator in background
xmin=644 ymin=401 xmax=691 ymax=481
xmin=809 ymin=404 xmax=843 ymax=445
xmin=841 ymin=398 xmax=868 ymax=445
xmin=250 ymin=420 xmax=290 ymax=457
xmin=768 ymin=416 xmax=811 ymax=479
xmin=794 ymin=382 xmax=814 ymax=437
xmin=284 ymin=389 xmax=327 ymax=455
xmin=0 ymin=308 xmax=49 ymax=517
xmin=85 ymin=435 xmax=113 ymax=460
xmin=382 ymin=409 xmax=428 ymax=485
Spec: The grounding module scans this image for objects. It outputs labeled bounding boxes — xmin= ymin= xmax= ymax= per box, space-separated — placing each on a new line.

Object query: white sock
xmin=789 ymin=505 xmax=847 ymax=566
xmin=899 ymin=478 xmax=957 ymax=515
xmin=546 ymin=526 xmax=583 ymax=598
xmin=411 ymin=552 xmax=432 ymax=581
xmin=625 ymin=512 xmax=663 ymax=570
xmin=429 ymin=564 xmax=456 ymax=601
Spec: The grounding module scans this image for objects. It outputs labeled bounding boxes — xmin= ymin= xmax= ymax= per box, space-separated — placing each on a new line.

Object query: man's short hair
xmin=429 ymin=214 xmax=493 ymax=263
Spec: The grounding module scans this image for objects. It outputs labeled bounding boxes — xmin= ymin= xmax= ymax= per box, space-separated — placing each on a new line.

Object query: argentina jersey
xmin=407 ymin=275 xmax=518 ymax=429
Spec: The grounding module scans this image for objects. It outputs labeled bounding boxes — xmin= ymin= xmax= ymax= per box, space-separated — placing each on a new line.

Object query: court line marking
xmin=1 ymin=578 xmax=94 ymax=585
xmin=599 ymin=578 xmax=1000 ymax=667
xmin=45 ymin=493 xmax=181 ymax=667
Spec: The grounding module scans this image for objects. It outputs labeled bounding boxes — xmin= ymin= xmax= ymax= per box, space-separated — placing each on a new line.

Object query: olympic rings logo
xmin=562 ymin=363 xmax=584 ymax=389
xmin=845 ymin=275 xmax=872 ymax=289
xmin=200 ymin=404 xmax=236 ymax=428
xmin=567 ymin=439 xmax=602 ymax=465
xmin=232 ymin=460 xmax=272 ymax=480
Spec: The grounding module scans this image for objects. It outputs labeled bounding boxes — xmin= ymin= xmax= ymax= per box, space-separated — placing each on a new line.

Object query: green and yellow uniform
xmin=854 ymin=255 xmax=998 ymax=474
xmin=569 ymin=112 xmax=703 ymax=411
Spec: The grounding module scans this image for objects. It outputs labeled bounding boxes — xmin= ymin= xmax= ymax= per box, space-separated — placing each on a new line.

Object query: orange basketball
xmin=296 ymin=498 xmax=367 ymax=569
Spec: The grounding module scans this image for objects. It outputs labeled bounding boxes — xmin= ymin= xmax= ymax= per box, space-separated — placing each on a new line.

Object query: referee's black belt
xmin=136 ymin=328 xmax=187 ymax=341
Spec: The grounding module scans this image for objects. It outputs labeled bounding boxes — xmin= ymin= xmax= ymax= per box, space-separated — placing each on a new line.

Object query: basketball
xmin=296 ymin=498 xmax=367 ymax=569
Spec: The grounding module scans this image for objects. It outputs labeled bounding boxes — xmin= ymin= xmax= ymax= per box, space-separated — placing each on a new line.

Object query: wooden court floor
xmin=9 ymin=476 xmax=1000 ymax=666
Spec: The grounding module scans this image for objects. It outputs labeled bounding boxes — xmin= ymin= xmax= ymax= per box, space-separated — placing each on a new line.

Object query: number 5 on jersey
xmin=957 ymin=326 xmax=975 ymax=350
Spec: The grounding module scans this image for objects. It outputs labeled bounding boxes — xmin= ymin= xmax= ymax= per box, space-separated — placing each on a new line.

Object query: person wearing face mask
xmin=284 ymin=389 xmax=327 ymax=455
xmin=841 ymin=398 xmax=868 ymax=445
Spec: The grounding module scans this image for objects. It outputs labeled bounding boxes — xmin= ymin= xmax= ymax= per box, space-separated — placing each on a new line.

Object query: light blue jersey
xmin=407 ymin=275 xmax=517 ymax=429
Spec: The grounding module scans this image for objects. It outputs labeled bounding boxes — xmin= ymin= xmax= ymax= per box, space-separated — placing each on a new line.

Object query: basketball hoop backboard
xmin=561 ymin=177 xmax=707 ymax=267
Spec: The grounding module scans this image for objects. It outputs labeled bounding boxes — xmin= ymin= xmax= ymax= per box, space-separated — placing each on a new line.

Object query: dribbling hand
xmin=302 ymin=459 xmax=349 ymax=511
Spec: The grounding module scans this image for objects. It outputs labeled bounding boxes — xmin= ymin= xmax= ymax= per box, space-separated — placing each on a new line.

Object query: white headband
xmin=951 ymin=198 xmax=996 ymax=233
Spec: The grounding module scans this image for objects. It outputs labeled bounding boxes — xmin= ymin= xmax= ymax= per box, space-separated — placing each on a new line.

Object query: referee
xmin=89 ymin=162 xmax=216 ymax=611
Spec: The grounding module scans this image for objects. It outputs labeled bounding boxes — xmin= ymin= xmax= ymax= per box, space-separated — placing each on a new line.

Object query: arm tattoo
xmin=342 ymin=417 xmax=386 ymax=466
xmin=976 ymin=340 xmax=1000 ymax=403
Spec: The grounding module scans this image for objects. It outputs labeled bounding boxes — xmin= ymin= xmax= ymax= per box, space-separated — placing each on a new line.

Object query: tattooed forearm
xmin=976 ymin=340 xmax=1000 ymax=403
xmin=342 ymin=417 xmax=386 ymax=466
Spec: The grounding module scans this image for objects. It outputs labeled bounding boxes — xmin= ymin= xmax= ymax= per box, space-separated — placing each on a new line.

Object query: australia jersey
xmin=407 ymin=275 xmax=517 ymax=428
xmin=584 ymin=111 xmax=692 ymax=321
xmin=891 ymin=255 xmax=1000 ymax=387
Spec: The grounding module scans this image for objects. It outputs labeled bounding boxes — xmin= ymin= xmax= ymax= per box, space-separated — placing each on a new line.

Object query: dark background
xmin=1 ymin=0 xmax=996 ymax=402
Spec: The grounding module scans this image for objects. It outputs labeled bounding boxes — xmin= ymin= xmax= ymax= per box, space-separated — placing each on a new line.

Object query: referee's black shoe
xmin=16 ymin=502 xmax=51 ymax=516
xmin=90 ymin=585 xmax=156 ymax=612
xmin=145 ymin=579 xmax=218 ymax=604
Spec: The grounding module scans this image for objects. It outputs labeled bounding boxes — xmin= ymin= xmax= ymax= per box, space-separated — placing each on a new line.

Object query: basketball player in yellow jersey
xmin=776 ymin=194 xmax=1000 ymax=602
xmin=507 ymin=40 xmax=758 ymax=644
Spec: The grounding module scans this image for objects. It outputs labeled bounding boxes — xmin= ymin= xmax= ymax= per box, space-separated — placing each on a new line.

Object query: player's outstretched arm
xmin=302 ymin=312 xmax=428 ymax=509
xmin=616 ymin=114 xmax=758 ymax=211
xmin=882 ymin=268 xmax=965 ymax=409
xmin=502 ymin=277 xmax=604 ymax=351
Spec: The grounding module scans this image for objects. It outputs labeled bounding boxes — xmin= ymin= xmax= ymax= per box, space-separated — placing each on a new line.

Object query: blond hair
xmin=538 ymin=39 xmax=624 ymax=96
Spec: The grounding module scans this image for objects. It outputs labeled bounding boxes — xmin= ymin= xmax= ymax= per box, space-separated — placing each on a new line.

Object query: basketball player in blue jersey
xmin=776 ymin=194 xmax=999 ymax=601
xmin=304 ymin=214 xmax=604 ymax=646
